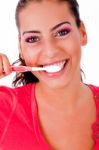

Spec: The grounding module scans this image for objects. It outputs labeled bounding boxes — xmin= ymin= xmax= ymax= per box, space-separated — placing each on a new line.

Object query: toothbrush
xmin=12 ymin=65 xmax=61 ymax=73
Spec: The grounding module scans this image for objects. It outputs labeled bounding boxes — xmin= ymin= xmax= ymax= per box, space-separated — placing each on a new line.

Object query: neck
xmin=36 ymin=80 xmax=86 ymax=113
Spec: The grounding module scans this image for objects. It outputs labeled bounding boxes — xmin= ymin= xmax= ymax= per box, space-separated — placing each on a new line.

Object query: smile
xmin=42 ymin=59 xmax=69 ymax=73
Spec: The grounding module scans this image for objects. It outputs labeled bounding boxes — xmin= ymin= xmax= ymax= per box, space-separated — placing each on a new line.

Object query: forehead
xmin=18 ymin=1 xmax=75 ymax=31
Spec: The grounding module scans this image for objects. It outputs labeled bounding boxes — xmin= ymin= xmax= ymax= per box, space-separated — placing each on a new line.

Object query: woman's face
xmin=18 ymin=1 xmax=87 ymax=89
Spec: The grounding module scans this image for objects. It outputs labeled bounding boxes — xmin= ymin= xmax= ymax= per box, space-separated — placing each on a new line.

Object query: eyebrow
xmin=23 ymin=30 xmax=40 ymax=35
xmin=22 ymin=21 xmax=71 ymax=35
xmin=51 ymin=21 xmax=71 ymax=31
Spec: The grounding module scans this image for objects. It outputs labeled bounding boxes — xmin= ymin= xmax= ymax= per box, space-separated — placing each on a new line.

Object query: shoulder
xmin=0 ymin=85 xmax=17 ymax=142
xmin=87 ymin=84 xmax=99 ymax=144
xmin=87 ymin=84 xmax=99 ymax=112
xmin=0 ymin=85 xmax=17 ymax=114
xmin=88 ymin=84 xmax=99 ymax=91
xmin=0 ymin=83 xmax=35 ymax=141
xmin=0 ymin=83 xmax=35 ymax=114
xmin=87 ymin=84 xmax=99 ymax=97
xmin=0 ymin=83 xmax=34 ymax=106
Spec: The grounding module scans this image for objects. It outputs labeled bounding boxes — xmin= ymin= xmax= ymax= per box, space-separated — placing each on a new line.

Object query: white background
xmin=0 ymin=0 xmax=99 ymax=87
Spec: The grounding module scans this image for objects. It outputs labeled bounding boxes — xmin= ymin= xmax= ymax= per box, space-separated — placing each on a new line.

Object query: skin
xmin=0 ymin=53 xmax=12 ymax=78
xmin=19 ymin=1 xmax=87 ymax=90
xmin=0 ymin=1 xmax=96 ymax=149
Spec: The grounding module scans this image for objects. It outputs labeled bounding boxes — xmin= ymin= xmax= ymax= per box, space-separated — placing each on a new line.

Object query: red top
xmin=0 ymin=83 xmax=99 ymax=150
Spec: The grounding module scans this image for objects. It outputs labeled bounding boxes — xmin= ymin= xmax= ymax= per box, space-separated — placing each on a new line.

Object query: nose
xmin=42 ymin=39 xmax=60 ymax=59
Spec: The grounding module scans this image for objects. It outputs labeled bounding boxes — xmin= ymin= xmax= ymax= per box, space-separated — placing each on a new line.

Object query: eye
xmin=54 ymin=28 xmax=71 ymax=38
xmin=25 ymin=36 xmax=40 ymax=43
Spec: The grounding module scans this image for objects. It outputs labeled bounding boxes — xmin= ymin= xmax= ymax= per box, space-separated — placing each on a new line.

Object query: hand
xmin=0 ymin=53 xmax=12 ymax=79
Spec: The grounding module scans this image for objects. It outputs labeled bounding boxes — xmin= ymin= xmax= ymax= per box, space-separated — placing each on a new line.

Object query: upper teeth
xmin=43 ymin=60 xmax=66 ymax=73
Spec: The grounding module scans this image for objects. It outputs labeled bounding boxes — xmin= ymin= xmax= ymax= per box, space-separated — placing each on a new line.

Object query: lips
xmin=41 ymin=59 xmax=69 ymax=73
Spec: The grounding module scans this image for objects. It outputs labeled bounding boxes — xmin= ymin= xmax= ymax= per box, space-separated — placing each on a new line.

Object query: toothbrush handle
xmin=12 ymin=66 xmax=32 ymax=72
xmin=12 ymin=66 xmax=45 ymax=72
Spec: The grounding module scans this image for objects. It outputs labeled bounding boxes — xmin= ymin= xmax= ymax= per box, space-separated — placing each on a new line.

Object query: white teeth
xmin=43 ymin=60 xmax=66 ymax=73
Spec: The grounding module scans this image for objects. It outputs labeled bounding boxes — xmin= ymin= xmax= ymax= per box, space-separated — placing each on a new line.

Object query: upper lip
xmin=38 ymin=59 xmax=68 ymax=67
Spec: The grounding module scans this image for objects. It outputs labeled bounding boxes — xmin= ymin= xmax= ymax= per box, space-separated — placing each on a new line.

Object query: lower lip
xmin=41 ymin=60 xmax=69 ymax=77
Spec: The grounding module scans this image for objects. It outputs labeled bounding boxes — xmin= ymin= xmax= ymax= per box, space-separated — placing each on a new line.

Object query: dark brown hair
xmin=12 ymin=0 xmax=81 ymax=87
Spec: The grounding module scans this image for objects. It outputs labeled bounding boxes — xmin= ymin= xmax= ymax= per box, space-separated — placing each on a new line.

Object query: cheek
xmin=24 ymin=55 xmax=33 ymax=66
xmin=58 ymin=33 xmax=81 ymax=56
xmin=67 ymin=31 xmax=82 ymax=55
xmin=69 ymin=38 xmax=81 ymax=58
xmin=21 ymin=47 xmax=38 ymax=66
xmin=61 ymin=41 xmax=81 ymax=57
xmin=71 ymin=45 xmax=81 ymax=56
xmin=71 ymin=47 xmax=81 ymax=68
xmin=70 ymin=44 xmax=81 ymax=63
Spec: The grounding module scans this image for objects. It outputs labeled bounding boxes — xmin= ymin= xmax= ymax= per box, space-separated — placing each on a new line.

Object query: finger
xmin=0 ymin=54 xmax=12 ymax=78
xmin=0 ymin=55 xmax=4 ymax=76
xmin=0 ymin=72 xmax=7 ymax=79
xmin=2 ymin=54 xmax=12 ymax=74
